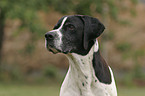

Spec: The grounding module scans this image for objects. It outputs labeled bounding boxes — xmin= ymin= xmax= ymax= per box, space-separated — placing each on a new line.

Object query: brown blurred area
xmin=0 ymin=0 xmax=145 ymax=87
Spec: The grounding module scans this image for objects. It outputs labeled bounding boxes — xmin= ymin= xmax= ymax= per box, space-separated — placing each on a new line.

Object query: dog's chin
xmin=62 ymin=49 xmax=72 ymax=54
xmin=46 ymin=43 xmax=72 ymax=54
xmin=47 ymin=47 xmax=72 ymax=54
xmin=46 ymin=46 xmax=60 ymax=54
xmin=48 ymin=48 xmax=59 ymax=54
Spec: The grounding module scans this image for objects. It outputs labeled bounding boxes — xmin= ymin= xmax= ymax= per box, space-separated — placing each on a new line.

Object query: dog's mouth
xmin=46 ymin=45 xmax=72 ymax=54
xmin=45 ymin=44 xmax=60 ymax=54
xmin=48 ymin=48 xmax=59 ymax=54
xmin=45 ymin=40 xmax=72 ymax=54
xmin=48 ymin=47 xmax=71 ymax=54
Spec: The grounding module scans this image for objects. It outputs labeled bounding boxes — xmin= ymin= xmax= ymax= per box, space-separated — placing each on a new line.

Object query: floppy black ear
xmin=76 ymin=15 xmax=105 ymax=50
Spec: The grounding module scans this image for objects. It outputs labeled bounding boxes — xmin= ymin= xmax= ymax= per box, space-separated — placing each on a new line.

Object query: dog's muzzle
xmin=45 ymin=32 xmax=56 ymax=41
xmin=45 ymin=32 xmax=61 ymax=54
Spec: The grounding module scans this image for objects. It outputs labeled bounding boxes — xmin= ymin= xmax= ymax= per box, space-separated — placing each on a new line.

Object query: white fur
xmin=94 ymin=40 xmax=99 ymax=52
xmin=49 ymin=17 xmax=68 ymax=51
xmin=60 ymin=40 xmax=117 ymax=96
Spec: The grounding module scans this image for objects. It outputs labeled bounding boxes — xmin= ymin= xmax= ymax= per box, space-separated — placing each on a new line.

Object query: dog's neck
xmin=65 ymin=40 xmax=99 ymax=95
xmin=60 ymin=40 xmax=117 ymax=96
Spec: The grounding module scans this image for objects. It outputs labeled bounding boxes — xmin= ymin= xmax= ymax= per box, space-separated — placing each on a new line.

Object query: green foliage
xmin=130 ymin=9 xmax=137 ymax=17
xmin=0 ymin=0 xmax=138 ymax=38
xmin=43 ymin=65 xmax=59 ymax=78
xmin=133 ymin=49 xmax=145 ymax=58
xmin=95 ymin=0 xmax=103 ymax=14
xmin=75 ymin=0 xmax=92 ymax=15
xmin=107 ymin=0 xmax=118 ymax=20
xmin=116 ymin=42 xmax=132 ymax=52
xmin=131 ymin=0 xmax=138 ymax=4
xmin=123 ymin=72 xmax=135 ymax=87
xmin=116 ymin=42 xmax=133 ymax=60
xmin=0 ymin=0 xmax=138 ymax=36
xmin=116 ymin=42 xmax=144 ymax=60
xmin=132 ymin=64 xmax=145 ymax=79
xmin=102 ymin=30 xmax=115 ymax=41
xmin=0 ymin=0 xmax=49 ymax=37
xmin=74 ymin=0 xmax=119 ymax=19
xmin=120 ymin=65 xmax=145 ymax=87
xmin=54 ymin=0 xmax=73 ymax=14
xmin=0 ymin=63 xmax=23 ymax=82
xmin=24 ymin=43 xmax=35 ymax=55
xmin=43 ymin=0 xmax=137 ymax=21
xmin=118 ymin=19 xmax=132 ymax=26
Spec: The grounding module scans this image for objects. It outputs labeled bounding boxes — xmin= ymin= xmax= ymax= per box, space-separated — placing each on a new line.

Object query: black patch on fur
xmin=82 ymin=82 xmax=85 ymax=86
xmin=95 ymin=80 xmax=97 ymax=82
xmin=84 ymin=75 xmax=88 ymax=79
xmin=92 ymin=50 xmax=112 ymax=84
xmin=76 ymin=15 xmax=105 ymax=50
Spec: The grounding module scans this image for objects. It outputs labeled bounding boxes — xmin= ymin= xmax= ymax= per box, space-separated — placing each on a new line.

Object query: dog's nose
xmin=45 ymin=32 xmax=55 ymax=40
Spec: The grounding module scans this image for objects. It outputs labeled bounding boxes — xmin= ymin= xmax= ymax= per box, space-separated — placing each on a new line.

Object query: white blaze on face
xmin=49 ymin=17 xmax=68 ymax=51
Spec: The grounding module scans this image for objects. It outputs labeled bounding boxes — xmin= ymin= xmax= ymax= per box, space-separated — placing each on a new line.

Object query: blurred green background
xmin=0 ymin=0 xmax=145 ymax=96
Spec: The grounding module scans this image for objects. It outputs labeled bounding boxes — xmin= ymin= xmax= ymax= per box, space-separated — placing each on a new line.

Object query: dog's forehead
xmin=54 ymin=16 xmax=83 ymax=30
xmin=66 ymin=16 xmax=83 ymax=24
xmin=57 ymin=16 xmax=82 ymax=25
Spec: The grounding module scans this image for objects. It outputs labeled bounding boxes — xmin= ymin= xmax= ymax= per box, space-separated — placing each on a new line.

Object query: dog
xmin=45 ymin=15 xmax=117 ymax=96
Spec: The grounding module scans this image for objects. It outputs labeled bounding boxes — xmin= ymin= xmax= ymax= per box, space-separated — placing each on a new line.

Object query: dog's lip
xmin=46 ymin=46 xmax=60 ymax=54
xmin=48 ymin=48 xmax=59 ymax=54
xmin=46 ymin=42 xmax=72 ymax=54
xmin=47 ymin=47 xmax=71 ymax=54
xmin=62 ymin=49 xmax=71 ymax=54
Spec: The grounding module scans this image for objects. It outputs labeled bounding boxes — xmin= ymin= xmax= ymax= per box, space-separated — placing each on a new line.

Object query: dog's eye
xmin=67 ymin=24 xmax=75 ymax=30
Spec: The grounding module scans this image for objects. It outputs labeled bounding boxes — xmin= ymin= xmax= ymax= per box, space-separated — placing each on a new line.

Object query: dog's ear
xmin=76 ymin=15 xmax=105 ymax=50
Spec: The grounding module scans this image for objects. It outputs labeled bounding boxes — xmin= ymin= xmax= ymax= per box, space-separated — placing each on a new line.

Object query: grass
xmin=118 ymin=87 xmax=145 ymax=96
xmin=0 ymin=83 xmax=60 ymax=96
xmin=0 ymin=83 xmax=145 ymax=96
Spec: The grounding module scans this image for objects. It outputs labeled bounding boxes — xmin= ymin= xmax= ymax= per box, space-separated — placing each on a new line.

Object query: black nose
xmin=45 ymin=32 xmax=55 ymax=40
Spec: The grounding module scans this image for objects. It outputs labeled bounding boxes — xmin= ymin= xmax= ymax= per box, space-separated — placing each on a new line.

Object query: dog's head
xmin=45 ymin=15 xmax=105 ymax=55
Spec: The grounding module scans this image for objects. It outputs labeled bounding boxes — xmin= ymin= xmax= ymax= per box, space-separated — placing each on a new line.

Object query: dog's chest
xmin=60 ymin=70 xmax=115 ymax=96
xmin=60 ymin=54 xmax=114 ymax=96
